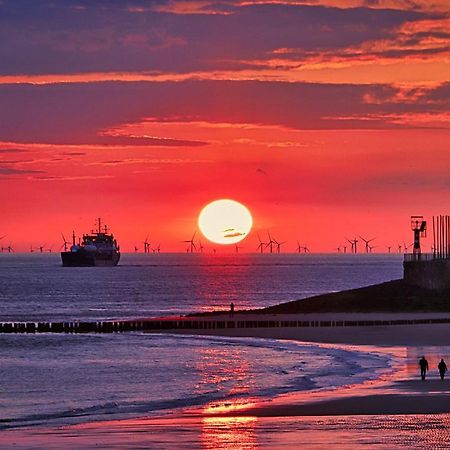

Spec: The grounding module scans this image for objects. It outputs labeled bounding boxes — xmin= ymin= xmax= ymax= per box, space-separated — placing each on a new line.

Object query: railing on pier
xmin=403 ymin=253 xmax=436 ymax=262
xmin=404 ymin=253 xmax=450 ymax=262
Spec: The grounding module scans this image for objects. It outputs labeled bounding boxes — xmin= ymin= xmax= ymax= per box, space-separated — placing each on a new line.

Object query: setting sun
xmin=198 ymin=199 xmax=253 ymax=245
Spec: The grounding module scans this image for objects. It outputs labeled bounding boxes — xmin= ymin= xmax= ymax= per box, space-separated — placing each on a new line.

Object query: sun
xmin=198 ymin=199 xmax=253 ymax=245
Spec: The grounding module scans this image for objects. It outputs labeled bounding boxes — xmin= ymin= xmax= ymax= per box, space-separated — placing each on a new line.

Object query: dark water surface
xmin=0 ymin=253 xmax=402 ymax=430
xmin=0 ymin=253 xmax=403 ymax=321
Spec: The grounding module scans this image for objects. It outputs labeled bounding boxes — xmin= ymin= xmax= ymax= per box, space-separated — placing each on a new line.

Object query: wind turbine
xmin=134 ymin=245 xmax=139 ymax=253
xmin=256 ymin=233 xmax=266 ymax=254
xmin=387 ymin=246 xmax=392 ymax=254
xmin=273 ymin=237 xmax=286 ymax=253
xmin=183 ymin=231 xmax=197 ymax=253
xmin=335 ymin=246 xmax=341 ymax=253
xmin=297 ymin=241 xmax=302 ymax=253
xmin=198 ymin=240 xmax=204 ymax=253
xmin=38 ymin=244 xmax=45 ymax=253
xmin=235 ymin=243 xmax=242 ymax=254
xmin=265 ymin=232 xmax=276 ymax=254
xmin=30 ymin=245 xmax=34 ymax=253
xmin=61 ymin=233 xmax=70 ymax=252
xmin=404 ymin=242 xmax=413 ymax=253
xmin=47 ymin=245 xmax=54 ymax=253
xmin=346 ymin=237 xmax=358 ymax=254
xmin=397 ymin=243 xmax=403 ymax=254
xmin=143 ymin=235 xmax=150 ymax=253
xmin=360 ymin=236 xmax=375 ymax=253
xmin=6 ymin=243 xmax=13 ymax=253
xmin=152 ymin=244 xmax=161 ymax=253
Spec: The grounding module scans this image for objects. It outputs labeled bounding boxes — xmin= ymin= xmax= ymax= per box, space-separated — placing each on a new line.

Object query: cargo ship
xmin=61 ymin=218 xmax=120 ymax=267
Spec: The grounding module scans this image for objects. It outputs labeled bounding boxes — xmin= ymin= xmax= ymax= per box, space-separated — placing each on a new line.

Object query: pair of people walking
xmin=419 ymin=356 xmax=447 ymax=381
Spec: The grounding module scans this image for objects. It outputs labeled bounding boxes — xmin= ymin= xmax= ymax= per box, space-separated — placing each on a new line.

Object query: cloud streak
xmin=0 ymin=80 xmax=448 ymax=148
xmin=0 ymin=1 xmax=429 ymax=75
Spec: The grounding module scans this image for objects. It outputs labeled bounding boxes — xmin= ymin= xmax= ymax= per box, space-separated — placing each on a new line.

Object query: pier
xmin=403 ymin=215 xmax=450 ymax=292
xmin=3 ymin=316 xmax=450 ymax=333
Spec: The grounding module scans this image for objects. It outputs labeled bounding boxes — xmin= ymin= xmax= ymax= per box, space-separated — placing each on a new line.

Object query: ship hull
xmin=61 ymin=251 xmax=120 ymax=267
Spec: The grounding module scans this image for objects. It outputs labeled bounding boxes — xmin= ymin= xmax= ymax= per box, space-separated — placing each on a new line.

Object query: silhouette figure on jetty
xmin=419 ymin=356 xmax=429 ymax=381
xmin=438 ymin=358 xmax=447 ymax=380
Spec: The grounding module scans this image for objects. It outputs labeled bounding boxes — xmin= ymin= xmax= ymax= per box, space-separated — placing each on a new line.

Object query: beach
xmin=2 ymin=255 xmax=449 ymax=448
xmin=167 ymin=312 xmax=450 ymax=346
xmin=164 ymin=312 xmax=450 ymax=415
xmin=4 ymin=312 xmax=450 ymax=448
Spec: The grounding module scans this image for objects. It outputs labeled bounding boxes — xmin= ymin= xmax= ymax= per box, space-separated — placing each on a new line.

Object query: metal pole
xmin=436 ymin=216 xmax=441 ymax=258
xmin=444 ymin=215 xmax=446 ymax=258
xmin=438 ymin=215 xmax=441 ymax=258
xmin=446 ymin=215 xmax=448 ymax=258
xmin=445 ymin=216 xmax=450 ymax=258
xmin=433 ymin=216 xmax=436 ymax=258
xmin=443 ymin=215 xmax=445 ymax=258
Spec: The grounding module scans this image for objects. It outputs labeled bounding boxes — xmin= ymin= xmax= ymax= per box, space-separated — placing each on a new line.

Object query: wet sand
xmin=166 ymin=312 xmax=450 ymax=346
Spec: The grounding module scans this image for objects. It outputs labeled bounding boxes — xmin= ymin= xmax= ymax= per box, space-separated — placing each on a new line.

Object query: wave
xmin=0 ymin=335 xmax=393 ymax=430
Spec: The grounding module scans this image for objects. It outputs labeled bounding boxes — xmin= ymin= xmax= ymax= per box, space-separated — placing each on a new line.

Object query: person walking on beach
xmin=419 ymin=356 xmax=429 ymax=381
xmin=438 ymin=358 xmax=447 ymax=380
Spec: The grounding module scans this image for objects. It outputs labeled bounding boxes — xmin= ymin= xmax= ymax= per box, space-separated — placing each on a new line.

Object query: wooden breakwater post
xmin=1 ymin=317 xmax=450 ymax=334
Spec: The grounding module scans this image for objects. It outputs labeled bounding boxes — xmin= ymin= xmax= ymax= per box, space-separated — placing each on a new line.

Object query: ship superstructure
xmin=61 ymin=218 xmax=120 ymax=267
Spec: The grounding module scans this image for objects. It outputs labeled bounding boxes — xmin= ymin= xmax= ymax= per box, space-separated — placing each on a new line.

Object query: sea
xmin=0 ymin=253 xmax=403 ymax=432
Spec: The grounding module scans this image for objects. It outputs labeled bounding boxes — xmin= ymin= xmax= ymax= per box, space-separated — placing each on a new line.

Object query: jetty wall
xmin=404 ymin=259 xmax=450 ymax=292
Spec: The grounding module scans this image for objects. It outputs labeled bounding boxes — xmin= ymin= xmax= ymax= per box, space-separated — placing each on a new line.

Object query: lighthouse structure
xmin=404 ymin=215 xmax=450 ymax=291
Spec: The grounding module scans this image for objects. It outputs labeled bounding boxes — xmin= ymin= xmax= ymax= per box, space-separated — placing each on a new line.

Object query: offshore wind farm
xmin=0 ymin=213 xmax=420 ymax=256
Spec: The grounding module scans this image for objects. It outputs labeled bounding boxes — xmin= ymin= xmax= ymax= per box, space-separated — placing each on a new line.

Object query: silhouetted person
xmin=419 ymin=356 xmax=429 ymax=381
xmin=230 ymin=302 xmax=235 ymax=318
xmin=438 ymin=359 xmax=447 ymax=380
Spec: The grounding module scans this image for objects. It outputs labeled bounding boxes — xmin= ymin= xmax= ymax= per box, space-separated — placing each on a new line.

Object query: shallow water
xmin=0 ymin=333 xmax=391 ymax=429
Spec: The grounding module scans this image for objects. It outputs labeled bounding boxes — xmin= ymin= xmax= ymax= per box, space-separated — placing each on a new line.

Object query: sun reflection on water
xmin=195 ymin=333 xmax=261 ymax=449
xmin=194 ymin=340 xmax=254 ymax=396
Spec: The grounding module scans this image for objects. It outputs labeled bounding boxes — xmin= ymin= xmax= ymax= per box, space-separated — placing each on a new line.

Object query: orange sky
xmin=0 ymin=0 xmax=449 ymax=252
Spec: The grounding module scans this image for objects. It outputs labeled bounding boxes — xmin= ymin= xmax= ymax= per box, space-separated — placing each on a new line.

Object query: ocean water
xmin=0 ymin=253 xmax=402 ymax=430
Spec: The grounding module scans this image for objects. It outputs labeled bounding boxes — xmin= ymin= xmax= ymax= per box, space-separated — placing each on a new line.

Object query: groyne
xmin=2 ymin=316 xmax=450 ymax=333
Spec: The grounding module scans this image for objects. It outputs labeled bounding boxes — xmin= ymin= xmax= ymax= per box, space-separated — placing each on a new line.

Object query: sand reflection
xmin=201 ymin=415 xmax=258 ymax=450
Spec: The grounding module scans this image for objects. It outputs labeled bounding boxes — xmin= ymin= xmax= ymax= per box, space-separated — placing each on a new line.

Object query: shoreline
xmin=4 ymin=324 xmax=450 ymax=448
xmin=4 ymin=316 xmax=450 ymax=447
xmin=150 ymin=312 xmax=450 ymax=346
